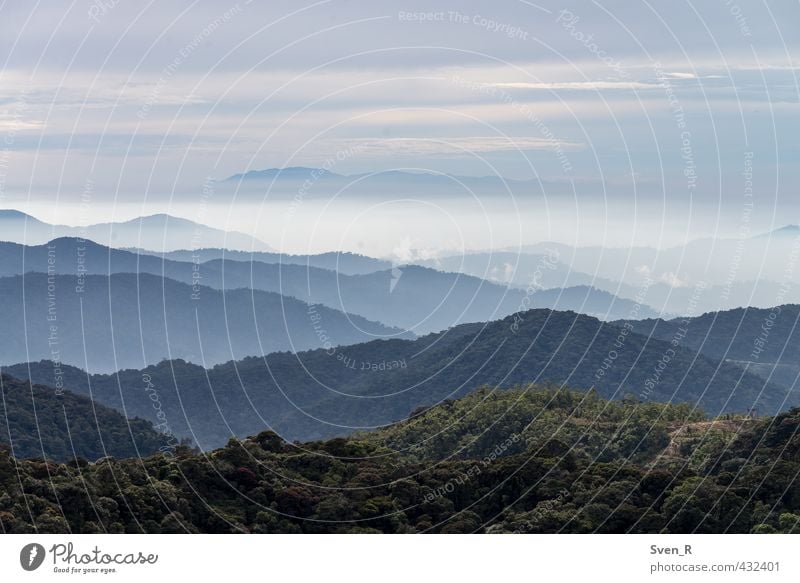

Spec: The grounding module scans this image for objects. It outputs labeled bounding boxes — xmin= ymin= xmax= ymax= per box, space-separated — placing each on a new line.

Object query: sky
xmin=0 ymin=0 xmax=799 ymax=253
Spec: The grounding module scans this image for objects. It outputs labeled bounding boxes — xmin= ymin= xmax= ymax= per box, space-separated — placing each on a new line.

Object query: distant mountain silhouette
xmin=131 ymin=247 xmax=393 ymax=275
xmin=0 ymin=209 xmax=272 ymax=251
xmin=226 ymin=166 xmax=339 ymax=182
xmin=751 ymin=224 xmax=800 ymax=239
xmin=419 ymin=250 xmax=613 ymax=288
xmin=515 ymin=228 xmax=800 ymax=303
xmin=0 ymin=271 xmax=406 ymax=372
xmin=8 ymin=309 xmax=787 ymax=449
xmin=432 ymin=238 xmax=800 ymax=315
xmin=222 ymin=166 xmax=540 ymax=199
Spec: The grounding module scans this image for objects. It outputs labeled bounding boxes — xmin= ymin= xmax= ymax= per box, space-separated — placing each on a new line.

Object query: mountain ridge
xmin=6 ymin=307 xmax=788 ymax=450
xmin=0 ymin=271 xmax=407 ymax=372
xmin=0 ymin=209 xmax=273 ymax=252
xmin=0 ymin=237 xmax=660 ymax=331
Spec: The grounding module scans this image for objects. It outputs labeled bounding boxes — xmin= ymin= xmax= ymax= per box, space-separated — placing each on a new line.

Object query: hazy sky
xmin=1 ymin=0 xmax=798 ymax=252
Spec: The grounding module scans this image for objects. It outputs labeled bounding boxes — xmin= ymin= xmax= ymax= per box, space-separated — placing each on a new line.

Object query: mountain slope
xmin=0 ymin=272 xmax=406 ymax=372
xmin=2 ymin=385 xmax=798 ymax=533
xmin=617 ymin=305 xmax=800 ymax=392
xmin=7 ymin=308 xmax=787 ymax=449
xmin=526 ymin=285 xmax=661 ymax=320
xmin=0 ymin=374 xmax=171 ymax=461
xmin=0 ymin=238 xmax=655 ymax=333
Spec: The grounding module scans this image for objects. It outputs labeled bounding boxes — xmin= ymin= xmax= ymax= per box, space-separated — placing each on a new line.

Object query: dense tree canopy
xmin=0 ymin=374 xmax=174 ymax=462
xmin=1 ymin=385 xmax=798 ymax=534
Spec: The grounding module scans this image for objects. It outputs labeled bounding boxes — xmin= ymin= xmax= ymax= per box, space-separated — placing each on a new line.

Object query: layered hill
xmin=1 ymin=385 xmax=798 ymax=533
xmin=139 ymin=247 xmax=392 ymax=275
xmin=0 ymin=272 xmax=404 ymax=372
xmin=7 ymin=308 xmax=788 ymax=450
xmin=0 ymin=238 xmax=659 ymax=332
xmin=617 ymin=305 xmax=800 ymax=392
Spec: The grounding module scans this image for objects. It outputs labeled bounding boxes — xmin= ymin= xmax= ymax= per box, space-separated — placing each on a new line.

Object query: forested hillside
xmin=8 ymin=309 xmax=788 ymax=450
xmin=2 ymin=386 xmax=798 ymax=534
xmin=0 ymin=374 xmax=173 ymax=461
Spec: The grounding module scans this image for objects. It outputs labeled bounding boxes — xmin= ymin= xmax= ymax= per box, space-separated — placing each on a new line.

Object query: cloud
xmin=659 ymin=272 xmax=690 ymax=288
xmin=325 ymin=136 xmax=585 ymax=157
xmin=0 ymin=118 xmax=41 ymax=131
xmin=1 ymin=1 xmax=798 ymax=203
xmin=492 ymin=81 xmax=655 ymax=91
xmin=663 ymin=72 xmax=698 ymax=80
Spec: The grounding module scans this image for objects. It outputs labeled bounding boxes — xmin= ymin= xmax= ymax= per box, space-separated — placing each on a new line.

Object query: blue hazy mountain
xmin=516 ymin=227 xmax=800 ymax=297
xmin=7 ymin=308 xmax=786 ymax=450
xmin=0 ymin=238 xmax=662 ymax=331
xmin=226 ymin=166 xmax=533 ymax=187
xmin=0 ymin=271 xmax=406 ymax=372
xmin=0 ymin=209 xmax=272 ymax=251
xmin=617 ymin=305 xmax=800 ymax=393
xmin=222 ymin=166 xmax=544 ymax=199
xmin=418 ymin=250 xmax=638 ymax=292
xmin=131 ymin=246 xmax=393 ymax=275
xmin=429 ymin=230 xmax=800 ymax=315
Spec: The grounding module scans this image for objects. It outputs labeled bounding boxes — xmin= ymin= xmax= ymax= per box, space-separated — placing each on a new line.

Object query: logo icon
xmin=389 ymin=266 xmax=403 ymax=293
xmin=20 ymin=543 xmax=46 ymax=571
